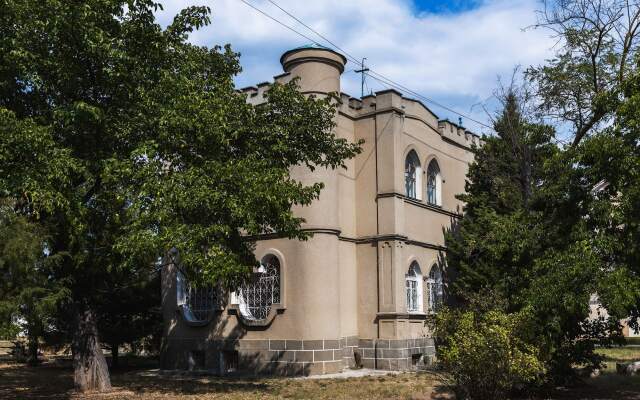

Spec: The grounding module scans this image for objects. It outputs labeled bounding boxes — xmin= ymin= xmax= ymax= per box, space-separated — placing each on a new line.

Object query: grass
xmin=0 ymin=359 xmax=449 ymax=400
xmin=3 ymin=349 xmax=640 ymax=399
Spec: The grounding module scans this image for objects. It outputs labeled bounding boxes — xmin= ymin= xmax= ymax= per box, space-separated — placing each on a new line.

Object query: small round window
xmin=238 ymin=255 xmax=281 ymax=322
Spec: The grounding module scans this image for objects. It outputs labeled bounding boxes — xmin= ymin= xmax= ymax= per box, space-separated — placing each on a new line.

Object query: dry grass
xmin=0 ymin=360 xmax=449 ymax=400
xmin=4 ymin=350 xmax=640 ymax=400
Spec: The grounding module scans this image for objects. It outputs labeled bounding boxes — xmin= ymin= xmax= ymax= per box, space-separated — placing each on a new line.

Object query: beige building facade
xmin=160 ymin=45 xmax=478 ymax=375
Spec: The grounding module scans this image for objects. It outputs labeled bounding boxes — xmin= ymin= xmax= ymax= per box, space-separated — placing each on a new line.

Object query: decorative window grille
xmin=405 ymin=262 xmax=422 ymax=313
xmin=238 ymin=255 xmax=280 ymax=322
xmin=427 ymin=160 xmax=441 ymax=205
xmin=427 ymin=265 xmax=444 ymax=313
xmin=405 ymin=151 xmax=421 ymax=199
xmin=177 ymin=271 xmax=218 ymax=323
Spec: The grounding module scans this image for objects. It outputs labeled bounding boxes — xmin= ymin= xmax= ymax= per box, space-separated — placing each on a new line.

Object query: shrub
xmin=432 ymin=308 xmax=545 ymax=400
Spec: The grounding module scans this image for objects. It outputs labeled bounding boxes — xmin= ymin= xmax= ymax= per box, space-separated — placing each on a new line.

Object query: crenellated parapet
xmin=437 ymin=119 xmax=482 ymax=149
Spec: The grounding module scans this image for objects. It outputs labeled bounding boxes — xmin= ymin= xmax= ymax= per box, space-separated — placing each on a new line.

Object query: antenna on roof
xmin=354 ymin=58 xmax=370 ymax=98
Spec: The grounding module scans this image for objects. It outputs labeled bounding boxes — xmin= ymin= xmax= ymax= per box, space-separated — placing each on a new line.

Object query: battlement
xmin=237 ymin=45 xmax=482 ymax=150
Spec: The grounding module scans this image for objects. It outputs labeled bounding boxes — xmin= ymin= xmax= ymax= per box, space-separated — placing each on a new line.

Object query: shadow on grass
xmin=0 ymin=359 xmax=273 ymax=400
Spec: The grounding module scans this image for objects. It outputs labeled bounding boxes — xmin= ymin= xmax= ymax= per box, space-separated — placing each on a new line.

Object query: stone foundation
xmin=161 ymin=336 xmax=434 ymax=375
xmin=357 ymin=338 xmax=435 ymax=370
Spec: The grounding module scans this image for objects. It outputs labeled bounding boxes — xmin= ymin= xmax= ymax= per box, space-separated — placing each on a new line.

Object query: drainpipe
xmin=374 ymin=103 xmax=380 ymax=370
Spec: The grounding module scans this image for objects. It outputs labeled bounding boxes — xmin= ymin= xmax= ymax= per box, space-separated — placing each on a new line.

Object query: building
xmin=160 ymin=44 xmax=479 ymax=375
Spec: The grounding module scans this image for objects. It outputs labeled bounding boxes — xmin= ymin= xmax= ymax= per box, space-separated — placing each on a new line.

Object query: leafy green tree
xmin=446 ymin=90 xmax=625 ymax=382
xmin=527 ymin=0 xmax=640 ymax=146
xmin=575 ymin=60 xmax=640 ymax=333
xmin=0 ymin=0 xmax=360 ymax=392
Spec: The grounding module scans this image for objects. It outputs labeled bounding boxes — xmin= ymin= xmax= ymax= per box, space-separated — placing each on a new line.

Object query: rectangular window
xmin=406 ymin=280 xmax=418 ymax=312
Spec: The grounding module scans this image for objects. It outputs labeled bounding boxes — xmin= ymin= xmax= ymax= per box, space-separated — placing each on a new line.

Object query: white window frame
xmin=426 ymin=159 xmax=442 ymax=206
xmin=236 ymin=255 xmax=281 ymax=322
xmin=405 ymin=151 xmax=422 ymax=200
xmin=405 ymin=262 xmax=423 ymax=313
xmin=426 ymin=264 xmax=444 ymax=313
xmin=176 ymin=270 xmax=218 ymax=324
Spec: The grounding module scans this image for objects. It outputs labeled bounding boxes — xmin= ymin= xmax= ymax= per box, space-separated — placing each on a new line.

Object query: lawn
xmin=2 ymin=348 xmax=640 ymax=400
xmin=0 ymin=360 xmax=448 ymax=400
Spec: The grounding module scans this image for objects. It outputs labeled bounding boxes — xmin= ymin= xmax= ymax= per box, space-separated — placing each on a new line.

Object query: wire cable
xmin=239 ymin=0 xmax=492 ymax=130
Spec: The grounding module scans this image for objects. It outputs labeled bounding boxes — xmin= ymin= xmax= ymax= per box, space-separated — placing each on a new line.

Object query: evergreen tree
xmin=445 ymin=91 xmax=622 ymax=381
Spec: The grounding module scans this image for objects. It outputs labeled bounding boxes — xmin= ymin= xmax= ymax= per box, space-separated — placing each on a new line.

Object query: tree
xmin=0 ymin=0 xmax=360 ymax=392
xmin=97 ymin=270 xmax=161 ymax=369
xmin=447 ymin=91 xmax=558 ymax=311
xmin=527 ymin=0 xmax=640 ymax=146
xmin=446 ymin=89 xmax=625 ymax=382
xmin=0 ymin=203 xmax=66 ymax=365
xmin=575 ymin=60 xmax=640 ymax=334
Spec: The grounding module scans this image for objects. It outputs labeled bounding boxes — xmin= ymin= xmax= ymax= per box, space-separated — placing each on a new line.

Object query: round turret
xmin=280 ymin=44 xmax=347 ymax=94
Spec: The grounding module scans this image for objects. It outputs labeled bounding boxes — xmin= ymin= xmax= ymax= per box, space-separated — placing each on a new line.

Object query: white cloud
xmin=155 ymin=0 xmax=555 ymax=133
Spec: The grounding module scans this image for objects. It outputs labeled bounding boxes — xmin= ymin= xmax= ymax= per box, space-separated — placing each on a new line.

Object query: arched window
xmin=427 ymin=265 xmax=444 ymax=313
xmin=177 ymin=271 xmax=218 ymax=323
xmin=426 ymin=159 xmax=442 ymax=206
xmin=238 ymin=255 xmax=281 ymax=322
xmin=405 ymin=262 xmax=423 ymax=313
xmin=405 ymin=150 xmax=422 ymax=200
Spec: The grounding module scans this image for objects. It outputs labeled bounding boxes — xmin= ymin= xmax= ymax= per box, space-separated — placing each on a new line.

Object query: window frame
xmin=229 ymin=252 xmax=286 ymax=327
xmin=426 ymin=264 xmax=444 ymax=314
xmin=176 ymin=269 xmax=221 ymax=326
xmin=405 ymin=150 xmax=423 ymax=200
xmin=426 ymin=159 xmax=442 ymax=206
xmin=405 ymin=262 xmax=423 ymax=313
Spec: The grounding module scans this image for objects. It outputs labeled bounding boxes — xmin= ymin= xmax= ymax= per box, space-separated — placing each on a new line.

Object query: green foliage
xmin=573 ymin=63 xmax=640 ymax=332
xmin=446 ymin=91 xmax=624 ymax=383
xmin=0 ymin=202 xmax=68 ymax=362
xmin=433 ymin=307 xmax=545 ymax=400
xmin=0 ymin=0 xmax=360 ymax=385
xmin=527 ymin=0 xmax=640 ymax=146
xmin=0 ymin=321 xmax=20 ymax=341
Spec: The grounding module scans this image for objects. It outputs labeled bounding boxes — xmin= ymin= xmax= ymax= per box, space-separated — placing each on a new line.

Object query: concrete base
xmin=160 ymin=336 xmax=434 ymax=376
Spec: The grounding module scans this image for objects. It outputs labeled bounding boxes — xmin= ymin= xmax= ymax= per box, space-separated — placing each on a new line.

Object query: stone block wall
xmin=357 ymin=338 xmax=435 ymax=370
xmin=161 ymin=336 xmax=434 ymax=375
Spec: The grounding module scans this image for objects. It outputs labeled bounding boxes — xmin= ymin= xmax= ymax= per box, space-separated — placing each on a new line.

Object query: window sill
xmin=376 ymin=312 xmax=428 ymax=320
xmin=227 ymin=303 xmax=286 ymax=327
xmin=176 ymin=305 xmax=223 ymax=327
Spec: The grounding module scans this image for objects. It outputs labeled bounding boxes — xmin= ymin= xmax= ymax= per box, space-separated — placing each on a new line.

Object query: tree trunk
xmin=111 ymin=343 xmax=119 ymax=369
xmin=26 ymin=334 xmax=39 ymax=366
xmin=72 ymin=308 xmax=112 ymax=392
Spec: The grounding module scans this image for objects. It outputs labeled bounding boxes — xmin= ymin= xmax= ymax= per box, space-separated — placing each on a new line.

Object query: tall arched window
xmin=426 ymin=159 xmax=442 ymax=206
xmin=177 ymin=271 xmax=218 ymax=323
xmin=238 ymin=255 xmax=281 ymax=322
xmin=405 ymin=150 xmax=422 ymax=200
xmin=427 ymin=264 xmax=444 ymax=313
xmin=405 ymin=262 xmax=423 ymax=313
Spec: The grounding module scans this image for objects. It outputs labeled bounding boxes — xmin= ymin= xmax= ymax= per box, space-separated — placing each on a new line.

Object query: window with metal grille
xmin=405 ymin=262 xmax=423 ymax=313
xmin=238 ymin=255 xmax=281 ymax=322
xmin=427 ymin=264 xmax=444 ymax=313
xmin=405 ymin=150 xmax=422 ymax=199
xmin=177 ymin=271 xmax=218 ymax=323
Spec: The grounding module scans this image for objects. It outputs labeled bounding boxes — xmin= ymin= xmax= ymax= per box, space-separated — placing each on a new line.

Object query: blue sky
xmin=413 ymin=0 xmax=483 ymax=14
xmin=156 ymin=0 xmax=554 ymax=134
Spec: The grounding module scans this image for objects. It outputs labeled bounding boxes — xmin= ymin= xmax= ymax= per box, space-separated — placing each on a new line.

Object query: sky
xmin=154 ymin=0 xmax=556 ymax=135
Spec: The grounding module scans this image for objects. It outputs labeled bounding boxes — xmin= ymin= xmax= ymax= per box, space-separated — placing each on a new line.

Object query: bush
xmin=432 ymin=308 xmax=545 ymax=400
xmin=0 ymin=322 xmax=20 ymax=340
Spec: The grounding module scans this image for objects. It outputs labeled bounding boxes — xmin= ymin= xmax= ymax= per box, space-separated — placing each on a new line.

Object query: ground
xmin=2 ymin=348 xmax=640 ymax=399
